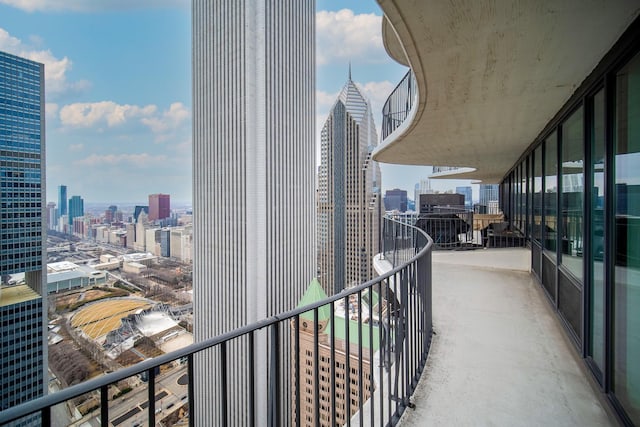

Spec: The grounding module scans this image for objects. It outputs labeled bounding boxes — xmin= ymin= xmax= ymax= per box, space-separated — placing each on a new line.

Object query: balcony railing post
xmin=268 ymin=323 xmax=280 ymax=427
xmin=147 ymin=366 xmax=156 ymax=426
xmin=100 ymin=384 xmax=109 ymax=427
xmin=188 ymin=354 xmax=195 ymax=427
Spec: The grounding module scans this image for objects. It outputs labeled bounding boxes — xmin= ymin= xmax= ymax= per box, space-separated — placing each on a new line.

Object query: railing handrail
xmin=381 ymin=70 xmax=418 ymax=139
xmin=0 ymin=218 xmax=433 ymax=425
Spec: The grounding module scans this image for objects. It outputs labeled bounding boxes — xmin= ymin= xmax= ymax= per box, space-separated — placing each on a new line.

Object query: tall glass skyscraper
xmin=192 ymin=1 xmax=315 ymax=424
xmin=67 ymin=195 xmax=84 ymax=225
xmin=57 ymin=185 xmax=67 ymax=217
xmin=317 ymin=73 xmax=382 ymax=295
xmin=0 ymin=50 xmax=47 ymax=422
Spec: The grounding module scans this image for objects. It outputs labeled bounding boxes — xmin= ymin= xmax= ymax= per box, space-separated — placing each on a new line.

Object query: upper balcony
xmin=372 ymin=0 xmax=640 ymax=183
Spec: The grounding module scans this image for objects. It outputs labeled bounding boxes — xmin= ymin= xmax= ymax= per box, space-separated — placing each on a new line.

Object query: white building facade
xmin=192 ymin=1 xmax=316 ymax=424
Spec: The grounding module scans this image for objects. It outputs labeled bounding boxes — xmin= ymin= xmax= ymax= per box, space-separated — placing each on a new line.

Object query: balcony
xmin=1 ymin=217 xmax=618 ymax=426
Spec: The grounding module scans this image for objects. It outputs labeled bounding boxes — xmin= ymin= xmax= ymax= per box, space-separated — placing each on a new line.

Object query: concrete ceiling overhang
xmin=372 ymin=0 xmax=640 ymax=183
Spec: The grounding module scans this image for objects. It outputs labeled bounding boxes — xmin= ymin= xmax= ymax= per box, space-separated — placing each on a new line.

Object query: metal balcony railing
xmin=0 ymin=217 xmax=433 ymax=427
xmin=381 ymin=70 xmax=417 ymax=140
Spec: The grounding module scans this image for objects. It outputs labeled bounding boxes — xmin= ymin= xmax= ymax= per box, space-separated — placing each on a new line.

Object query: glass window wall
xmin=533 ymin=147 xmax=543 ymax=242
xmin=590 ymin=88 xmax=605 ymax=374
xmin=544 ymin=132 xmax=558 ymax=258
xmin=614 ymin=51 xmax=640 ymax=424
xmin=560 ymin=106 xmax=584 ymax=280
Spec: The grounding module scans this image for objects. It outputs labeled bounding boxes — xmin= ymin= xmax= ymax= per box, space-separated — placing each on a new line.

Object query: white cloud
xmin=58 ymin=100 xmax=190 ymax=143
xmin=140 ymin=102 xmax=190 ymax=136
xmin=356 ymin=80 xmax=396 ymax=120
xmin=316 ymin=9 xmax=386 ymax=66
xmin=45 ymin=102 xmax=59 ymax=122
xmin=74 ymin=153 xmax=167 ymax=167
xmin=59 ymin=101 xmax=157 ymax=128
xmin=317 ymin=89 xmax=339 ymax=112
xmin=0 ymin=0 xmax=187 ymax=12
xmin=68 ymin=143 xmax=84 ymax=152
xmin=0 ymin=27 xmax=89 ymax=97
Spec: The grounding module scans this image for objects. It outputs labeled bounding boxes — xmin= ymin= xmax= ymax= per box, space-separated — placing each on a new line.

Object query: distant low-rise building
xmin=47 ymin=261 xmax=107 ymax=293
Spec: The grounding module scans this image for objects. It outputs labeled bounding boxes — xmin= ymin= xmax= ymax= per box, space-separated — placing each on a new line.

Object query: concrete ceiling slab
xmin=373 ymin=0 xmax=640 ymax=183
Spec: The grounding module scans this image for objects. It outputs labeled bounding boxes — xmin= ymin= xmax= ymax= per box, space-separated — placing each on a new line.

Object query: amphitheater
xmin=71 ymin=298 xmax=152 ymax=341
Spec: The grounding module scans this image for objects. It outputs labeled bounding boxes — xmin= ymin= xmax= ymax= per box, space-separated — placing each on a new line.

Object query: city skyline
xmin=0 ymin=0 xmax=478 ymax=204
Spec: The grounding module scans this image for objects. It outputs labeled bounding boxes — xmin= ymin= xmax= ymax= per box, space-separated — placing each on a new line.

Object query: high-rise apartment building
xmin=46 ymin=202 xmax=57 ymax=230
xmin=148 ymin=193 xmax=170 ymax=221
xmin=133 ymin=205 xmax=149 ymax=223
xmin=192 ymin=1 xmax=316 ymax=424
xmin=317 ymin=73 xmax=381 ymax=295
xmin=68 ymin=195 xmax=84 ymax=225
xmin=384 ymin=188 xmax=408 ymax=212
xmin=479 ymin=184 xmax=499 ymax=213
xmin=57 ymin=185 xmax=67 ymax=218
xmin=0 ymin=50 xmax=46 ymax=422
xmin=456 ymin=186 xmax=473 ymax=209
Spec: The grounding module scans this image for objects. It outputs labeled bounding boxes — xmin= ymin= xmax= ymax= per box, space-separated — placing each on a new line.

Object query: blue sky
xmin=0 ymin=0 xmax=474 ymax=204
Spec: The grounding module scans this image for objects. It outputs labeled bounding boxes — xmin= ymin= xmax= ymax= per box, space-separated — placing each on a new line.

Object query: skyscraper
xmin=291 ymin=279 xmax=378 ymax=425
xmin=148 ymin=193 xmax=170 ymax=221
xmin=68 ymin=195 xmax=84 ymax=225
xmin=192 ymin=1 xmax=315 ymax=424
xmin=0 ymin=50 xmax=46 ymax=421
xmin=479 ymin=184 xmax=499 ymax=213
xmin=317 ymin=72 xmax=381 ymax=295
xmin=58 ymin=184 xmax=67 ymax=217
xmin=384 ymin=188 xmax=408 ymax=212
xmin=46 ymin=202 xmax=57 ymax=230
xmin=456 ymin=186 xmax=473 ymax=209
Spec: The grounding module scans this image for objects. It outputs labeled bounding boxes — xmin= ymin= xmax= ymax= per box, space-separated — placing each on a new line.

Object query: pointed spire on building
xmin=348 ymin=61 xmax=352 ymax=81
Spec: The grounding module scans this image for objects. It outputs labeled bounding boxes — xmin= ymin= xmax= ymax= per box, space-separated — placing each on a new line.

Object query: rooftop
xmin=0 ymin=284 xmax=41 ymax=307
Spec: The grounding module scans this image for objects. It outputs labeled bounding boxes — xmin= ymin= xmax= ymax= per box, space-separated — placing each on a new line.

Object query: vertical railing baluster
xmin=313 ymin=308 xmax=320 ymax=426
xmin=403 ymin=268 xmax=410 ymax=408
xmin=268 ymin=323 xmax=280 ymax=427
xmin=294 ymin=317 xmax=300 ymax=427
xmin=344 ymin=294 xmax=351 ymax=427
xmin=330 ymin=301 xmax=337 ymax=427
xmin=379 ymin=280 xmax=385 ymax=426
xmin=249 ymin=331 xmax=255 ymax=427
xmin=387 ymin=275 xmax=393 ymax=424
xmin=357 ymin=290 xmax=363 ymax=427
xmin=148 ymin=367 xmax=156 ymax=426
xmin=41 ymin=405 xmax=50 ymax=427
xmin=188 ymin=354 xmax=195 ymax=427
xmin=369 ymin=285 xmax=375 ymax=426
xmin=100 ymin=384 xmax=109 ymax=426
xmin=220 ymin=341 xmax=228 ymax=426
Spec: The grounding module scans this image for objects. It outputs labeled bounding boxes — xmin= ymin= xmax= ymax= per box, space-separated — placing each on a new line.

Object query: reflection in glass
xmin=533 ymin=147 xmax=543 ymax=242
xmin=590 ymin=89 xmax=605 ymax=373
xmin=544 ymin=132 xmax=558 ymax=258
xmin=614 ymin=52 xmax=640 ymax=424
xmin=560 ymin=106 xmax=584 ymax=280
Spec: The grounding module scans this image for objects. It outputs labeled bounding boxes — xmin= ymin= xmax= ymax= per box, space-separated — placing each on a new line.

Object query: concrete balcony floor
xmin=399 ymin=249 xmax=614 ymax=427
